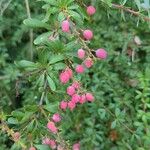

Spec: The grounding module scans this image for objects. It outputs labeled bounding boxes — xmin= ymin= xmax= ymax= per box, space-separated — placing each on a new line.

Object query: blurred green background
xmin=0 ymin=0 xmax=150 ymax=150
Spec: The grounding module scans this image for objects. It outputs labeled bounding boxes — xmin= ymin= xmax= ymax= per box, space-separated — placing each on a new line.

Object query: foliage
xmin=0 ymin=0 xmax=150 ymax=150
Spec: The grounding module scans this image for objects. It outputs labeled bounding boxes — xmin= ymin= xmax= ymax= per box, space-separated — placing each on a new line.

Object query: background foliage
xmin=0 ymin=0 xmax=150 ymax=150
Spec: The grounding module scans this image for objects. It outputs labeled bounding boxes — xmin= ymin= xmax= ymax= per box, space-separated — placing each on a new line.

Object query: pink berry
xmin=68 ymin=101 xmax=76 ymax=111
xmin=75 ymin=65 xmax=84 ymax=73
xmin=42 ymin=138 xmax=51 ymax=145
xmin=71 ymin=94 xmax=80 ymax=103
xmin=59 ymin=71 xmax=70 ymax=84
xmin=83 ymin=30 xmax=93 ymax=40
xmin=61 ymin=20 xmax=70 ymax=32
xmin=72 ymin=81 xmax=80 ymax=89
xmin=96 ymin=49 xmax=107 ymax=59
xmin=60 ymin=101 xmax=68 ymax=110
xmin=77 ymin=49 xmax=85 ymax=59
xmin=49 ymin=140 xmax=56 ymax=149
xmin=13 ymin=132 xmax=20 ymax=141
xmin=57 ymin=145 xmax=64 ymax=150
xmin=86 ymin=93 xmax=94 ymax=102
xmin=84 ymin=58 xmax=93 ymax=68
xmin=73 ymin=143 xmax=80 ymax=150
xmin=87 ymin=6 xmax=96 ymax=16
xmin=52 ymin=113 xmax=61 ymax=123
xmin=29 ymin=147 xmax=36 ymax=150
xmin=67 ymin=86 xmax=76 ymax=96
xmin=79 ymin=94 xmax=86 ymax=104
xmin=66 ymin=68 xmax=73 ymax=78
xmin=47 ymin=121 xmax=58 ymax=134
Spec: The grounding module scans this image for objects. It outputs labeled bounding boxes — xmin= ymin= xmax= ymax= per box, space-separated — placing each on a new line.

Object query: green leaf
xmin=49 ymin=55 xmax=64 ymax=64
xmin=15 ymin=60 xmax=38 ymax=71
xmin=47 ymin=75 xmax=56 ymax=91
xmin=58 ymin=12 xmax=65 ymax=22
xmin=68 ymin=4 xmax=79 ymax=10
xmin=23 ymin=18 xmax=50 ymax=29
xmin=7 ymin=117 xmax=18 ymax=124
xmin=20 ymin=112 xmax=34 ymax=124
xmin=53 ymin=62 xmax=66 ymax=70
xmin=34 ymin=32 xmax=52 ymax=45
xmin=36 ymin=74 xmax=45 ymax=87
xmin=42 ymin=0 xmax=57 ymax=6
xmin=68 ymin=10 xmax=83 ymax=24
xmin=27 ymin=120 xmax=35 ymax=132
xmin=98 ymin=109 xmax=106 ymax=119
xmin=115 ymin=108 xmax=120 ymax=117
xmin=35 ymin=144 xmax=50 ymax=150
xmin=15 ymin=60 xmax=35 ymax=68
xmin=111 ymin=120 xmax=117 ymax=129
xmin=43 ymin=102 xmax=59 ymax=113
xmin=46 ymin=40 xmax=65 ymax=52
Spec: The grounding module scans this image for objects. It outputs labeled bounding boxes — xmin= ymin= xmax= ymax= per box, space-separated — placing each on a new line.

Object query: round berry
xmin=68 ymin=101 xmax=76 ymax=111
xmin=87 ymin=6 xmax=96 ymax=16
xmin=86 ymin=93 xmax=94 ymax=102
xmin=84 ymin=58 xmax=93 ymax=68
xmin=52 ymin=113 xmax=61 ymax=123
xmin=83 ymin=30 xmax=93 ymax=40
xmin=61 ymin=20 xmax=70 ymax=32
xmin=29 ymin=147 xmax=36 ymax=150
xmin=77 ymin=49 xmax=85 ymax=59
xmin=75 ymin=65 xmax=84 ymax=73
xmin=96 ymin=49 xmax=107 ymax=59
xmin=47 ymin=121 xmax=58 ymax=134
xmin=67 ymin=86 xmax=76 ymax=96
xmin=72 ymin=81 xmax=80 ymax=89
xmin=60 ymin=101 xmax=68 ymax=110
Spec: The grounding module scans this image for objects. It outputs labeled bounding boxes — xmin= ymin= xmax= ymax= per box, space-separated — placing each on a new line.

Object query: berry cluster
xmin=29 ymin=5 xmax=107 ymax=150
xmin=44 ymin=5 xmax=107 ymax=150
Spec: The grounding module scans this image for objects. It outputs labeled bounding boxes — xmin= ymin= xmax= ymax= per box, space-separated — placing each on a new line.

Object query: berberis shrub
xmin=0 ymin=0 xmax=150 ymax=150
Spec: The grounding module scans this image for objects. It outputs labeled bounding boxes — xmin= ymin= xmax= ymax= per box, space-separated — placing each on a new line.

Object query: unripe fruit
xmin=67 ymin=86 xmax=76 ymax=96
xmin=75 ymin=65 xmax=84 ymax=73
xmin=87 ymin=6 xmax=96 ymax=16
xmin=83 ymin=30 xmax=93 ymax=40
xmin=29 ymin=147 xmax=36 ymax=150
xmin=96 ymin=49 xmax=107 ymax=59
xmin=61 ymin=20 xmax=70 ymax=32
xmin=52 ymin=113 xmax=61 ymax=123
xmin=47 ymin=121 xmax=58 ymax=134
xmin=77 ymin=49 xmax=85 ymax=59
xmin=86 ymin=93 xmax=94 ymax=102
xmin=84 ymin=58 xmax=93 ymax=68
xmin=60 ymin=101 xmax=68 ymax=110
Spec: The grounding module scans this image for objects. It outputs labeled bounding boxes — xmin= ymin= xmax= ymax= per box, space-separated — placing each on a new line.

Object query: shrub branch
xmin=112 ymin=3 xmax=150 ymax=22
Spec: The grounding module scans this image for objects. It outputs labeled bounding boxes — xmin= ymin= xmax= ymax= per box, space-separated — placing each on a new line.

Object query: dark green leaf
xmin=23 ymin=18 xmax=50 ymax=29
xmin=47 ymin=75 xmax=56 ymax=91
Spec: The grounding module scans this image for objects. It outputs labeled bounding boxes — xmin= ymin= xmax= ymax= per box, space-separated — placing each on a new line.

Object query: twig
xmin=0 ymin=76 xmax=9 ymax=80
xmin=112 ymin=3 xmax=150 ymax=22
xmin=25 ymin=0 xmax=33 ymax=60
xmin=103 ymin=106 xmax=135 ymax=134
xmin=39 ymin=80 xmax=47 ymax=105
xmin=0 ymin=120 xmax=27 ymax=149
xmin=0 ymin=0 xmax=12 ymax=16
